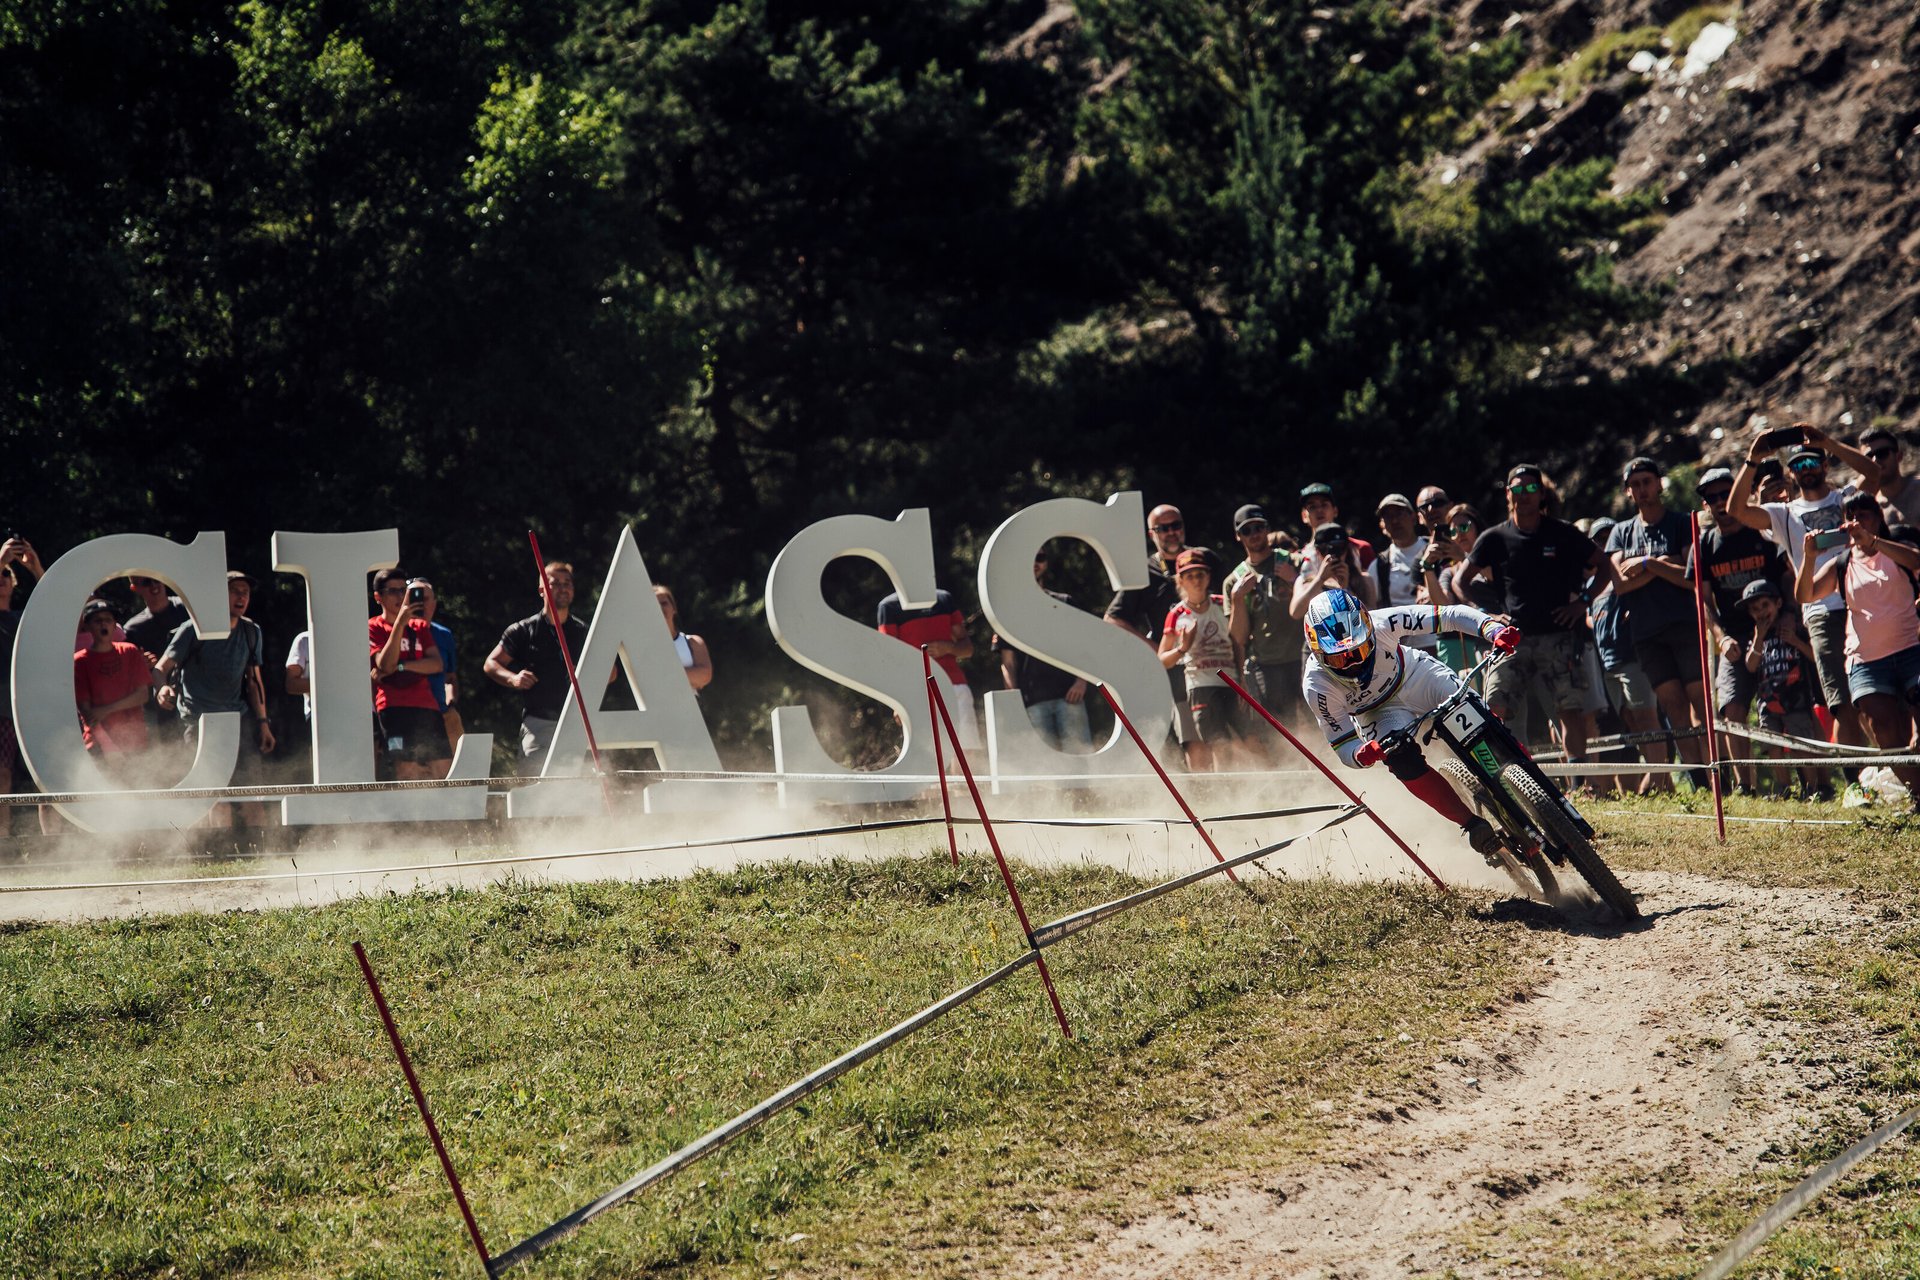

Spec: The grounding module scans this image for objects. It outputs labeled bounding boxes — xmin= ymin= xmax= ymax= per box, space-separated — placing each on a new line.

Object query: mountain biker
xmin=1302 ymin=587 xmax=1521 ymax=858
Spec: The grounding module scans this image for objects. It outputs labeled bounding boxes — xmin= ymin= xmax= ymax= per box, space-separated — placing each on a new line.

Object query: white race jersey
xmin=1303 ymin=604 xmax=1500 ymax=767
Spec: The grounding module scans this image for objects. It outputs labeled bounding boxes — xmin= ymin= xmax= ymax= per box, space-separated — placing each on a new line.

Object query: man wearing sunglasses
xmin=1688 ymin=466 xmax=1789 ymax=788
xmin=1414 ymin=487 xmax=1453 ymax=538
xmin=1861 ymin=428 xmax=1920 ymax=526
xmin=1105 ymin=504 xmax=1225 ymax=770
xmin=1455 ymin=465 xmax=1611 ymax=769
xmin=1223 ymin=503 xmax=1302 ymax=745
xmin=1727 ymin=424 xmax=1881 ymax=753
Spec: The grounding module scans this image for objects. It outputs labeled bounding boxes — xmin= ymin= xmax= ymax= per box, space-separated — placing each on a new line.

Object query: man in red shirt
xmin=877 ymin=586 xmax=978 ymax=750
xmin=74 ymin=599 xmax=152 ymax=779
xmin=368 ymin=568 xmax=448 ymax=781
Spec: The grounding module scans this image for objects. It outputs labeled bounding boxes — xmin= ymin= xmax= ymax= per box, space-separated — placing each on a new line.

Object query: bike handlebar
xmin=1374 ymin=646 xmax=1506 ymax=755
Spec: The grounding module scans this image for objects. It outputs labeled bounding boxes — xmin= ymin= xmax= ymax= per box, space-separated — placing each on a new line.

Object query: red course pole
xmin=926 ymin=674 xmax=1072 ymax=1040
xmin=1689 ymin=511 xmax=1729 ymax=844
xmin=353 ymin=942 xmax=492 ymax=1275
xmin=1095 ymin=685 xmax=1238 ymax=884
xmin=921 ymin=646 xmax=959 ymax=866
xmin=1218 ymin=671 xmax=1449 ymax=891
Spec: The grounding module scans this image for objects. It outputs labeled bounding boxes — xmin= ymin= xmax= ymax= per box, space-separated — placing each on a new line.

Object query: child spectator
xmin=1740 ymin=580 xmax=1829 ymax=796
xmin=74 ymin=600 xmax=151 ymax=777
xmin=1159 ymin=549 xmax=1238 ymax=768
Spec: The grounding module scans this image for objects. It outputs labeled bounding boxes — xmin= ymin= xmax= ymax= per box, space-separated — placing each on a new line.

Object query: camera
xmin=407 ymin=586 xmax=426 ymax=604
xmin=1810 ymin=529 xmax=1849 ymax=551
xmin=1755 ymin=425 xmax=1809 ymax=452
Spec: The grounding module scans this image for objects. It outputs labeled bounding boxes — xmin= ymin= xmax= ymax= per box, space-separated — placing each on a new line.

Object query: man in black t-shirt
xmin=993 ymin=550 xmax=1092 ymax=752
xmin=1687 ymin=466 xmax=1790 ymax=783
xmin=1103 ymin=502 xmax=1225 ymax=770
xmin=484 ymin=560 xmax=595 ymax=774
xmin=125 ymin=573 xmax=193 ymax=746
xmin=1456 ymin=464 xmax=1611 ymax=761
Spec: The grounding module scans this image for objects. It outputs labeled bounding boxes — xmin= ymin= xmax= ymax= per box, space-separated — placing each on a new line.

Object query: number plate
xmin=1444 ymin=699 xmax=1488 ymax=740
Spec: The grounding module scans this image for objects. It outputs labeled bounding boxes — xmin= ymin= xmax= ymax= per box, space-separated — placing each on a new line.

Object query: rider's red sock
xmin=1401 ymin=768 xmax=1478 ymax=828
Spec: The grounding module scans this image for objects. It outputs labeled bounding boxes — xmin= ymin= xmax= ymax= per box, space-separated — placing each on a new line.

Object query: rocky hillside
xmin=1453 ymin=0 xmax=1920 ymax=473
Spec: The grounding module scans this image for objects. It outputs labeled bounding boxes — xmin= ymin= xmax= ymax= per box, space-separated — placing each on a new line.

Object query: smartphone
xmin=407 ymin=585 xmax=426 ymax=604
xmin=1811 ymin=528 xmax=1849 ymax=550
xmin=1755 ymin=425 xmax=1809 ymax=451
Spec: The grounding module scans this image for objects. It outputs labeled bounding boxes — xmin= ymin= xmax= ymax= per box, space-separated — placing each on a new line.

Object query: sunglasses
xmin=1508 ymin=481 xmax=1543 ymax=495
xmin=1868 ymin=448 xmax=1897 ymax=461
xmin=1449 ymin=521 xmax=1474 ymax=534
xmin=1151 ymin=521 xmax=1184 ymax=532
xmin=1701 ymin=488 xmax=1733 ymax=503
xmin=1238 ymin=521 xmax=1269 ymax=534
xmin=1788 ymin=458 xmax=1823 ymax=473
xmin=1419 ymin=498 xmax=1450 ymax=509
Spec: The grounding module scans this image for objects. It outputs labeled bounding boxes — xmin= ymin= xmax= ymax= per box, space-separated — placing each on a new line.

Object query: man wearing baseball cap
xmin=1223 ymin=502 xmax=1303 ymax=742
xmin=155 ymin=569 xmax=276 ymax=831
xmin=1373 ymin=493 xmax=1434 ymax=651
xmin=1725 ymin=423 xmax=1882 ymax=754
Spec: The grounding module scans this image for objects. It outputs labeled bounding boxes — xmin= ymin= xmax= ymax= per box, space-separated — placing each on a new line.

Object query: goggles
xmin=1321 ymin=638 xmax=1373 ymax=671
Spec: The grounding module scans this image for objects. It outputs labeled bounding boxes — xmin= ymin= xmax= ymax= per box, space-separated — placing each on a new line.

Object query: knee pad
xmin=1384 ymin=740 xmax=1430 ymax=782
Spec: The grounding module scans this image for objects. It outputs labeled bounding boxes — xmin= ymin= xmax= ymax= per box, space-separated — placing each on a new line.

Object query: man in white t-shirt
xmin=1727 ymin=424 xmax=1881 ymax=748
xmin=1372 ymin=493 xmax=1434 ymax=650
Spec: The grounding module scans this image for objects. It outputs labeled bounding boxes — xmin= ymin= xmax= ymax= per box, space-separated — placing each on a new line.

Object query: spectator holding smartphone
xmin=1291 ymin=521 xmax=1378 ymax=619
xmin=1689 ymin=466 xmax=1790 ymax=788
xmin=1793 ymin=492 xmax=1920 ymax=804
xmin=368 ymin=568 xmax=449 ymax=781
xmin=1727 ymin=423 xmax=1881 ymax=754
xmin=1223 ymin=503 xmax=1303 ymax=738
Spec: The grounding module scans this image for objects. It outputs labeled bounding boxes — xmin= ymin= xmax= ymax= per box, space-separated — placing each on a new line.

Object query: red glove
xmin=1355 ymin=739 xmax=1386 ymax=768
xmin=1490 ymin=624 xmax=1522 ymax=654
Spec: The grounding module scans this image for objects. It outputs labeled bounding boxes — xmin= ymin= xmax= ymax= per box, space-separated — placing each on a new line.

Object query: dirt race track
xmin=1034 ymin=870 xmax=1869 ymax=1279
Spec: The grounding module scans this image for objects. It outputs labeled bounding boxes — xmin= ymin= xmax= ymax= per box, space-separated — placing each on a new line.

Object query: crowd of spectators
xmin=5 ymin=420 xmax=1919 ymax=831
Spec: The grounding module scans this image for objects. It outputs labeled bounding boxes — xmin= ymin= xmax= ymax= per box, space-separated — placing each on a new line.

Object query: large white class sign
xmin=508 ymin=526 xmax=724 ymax=818
xmin=976 ymin=493 xmax=1166 ymax=780
xmin=14 ymin=532 xmax=242 ymax=831
xmin=764 ymin=508 xmax=948 ymax=805
xmin=9 ymin=494 xmax=1174 ymax=829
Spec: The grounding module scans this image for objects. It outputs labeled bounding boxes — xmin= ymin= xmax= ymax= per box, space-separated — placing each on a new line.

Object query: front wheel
xmin=1499 ymin=763 xmax=1639 ymax=919
xmin=1435 ymin=758 xmax=1560 ymax=903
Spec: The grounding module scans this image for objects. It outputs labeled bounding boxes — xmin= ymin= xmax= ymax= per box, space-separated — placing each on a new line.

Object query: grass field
xmin=0 ymin=851 xmax=1545 ymax=1278
xmin=6 ymin=795 xmax=1920 ymax=1278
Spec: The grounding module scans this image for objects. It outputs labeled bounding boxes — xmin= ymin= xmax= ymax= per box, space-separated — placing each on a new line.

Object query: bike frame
xmin=1381 ymin=651 xmax=1596 ymax=849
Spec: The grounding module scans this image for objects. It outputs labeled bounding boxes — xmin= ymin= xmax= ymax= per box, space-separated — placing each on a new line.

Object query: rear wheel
xmin=1499 ymin=763 xmax=1639 ymax=919
xmin=1435 ymin=758 xmax=1560 ymax=902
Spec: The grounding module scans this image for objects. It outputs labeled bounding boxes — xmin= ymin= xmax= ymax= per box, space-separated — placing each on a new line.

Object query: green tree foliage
xmin=1 ymin=0 xmax=1666 ymax=759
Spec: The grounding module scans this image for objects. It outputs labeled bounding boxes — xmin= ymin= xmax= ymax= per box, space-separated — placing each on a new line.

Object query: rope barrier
xmin=480 ymin=804 xmax=1363 ymax=1273
xmin=0 ymin=803 xmax=1351 ymax=894
xmin=1698 ymin=1102 xmax=1920 ymax=1280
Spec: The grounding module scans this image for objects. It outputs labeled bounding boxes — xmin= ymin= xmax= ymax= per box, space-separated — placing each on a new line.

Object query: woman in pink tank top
xmin=1796 ymin=492 xmax=1920 ymax=805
